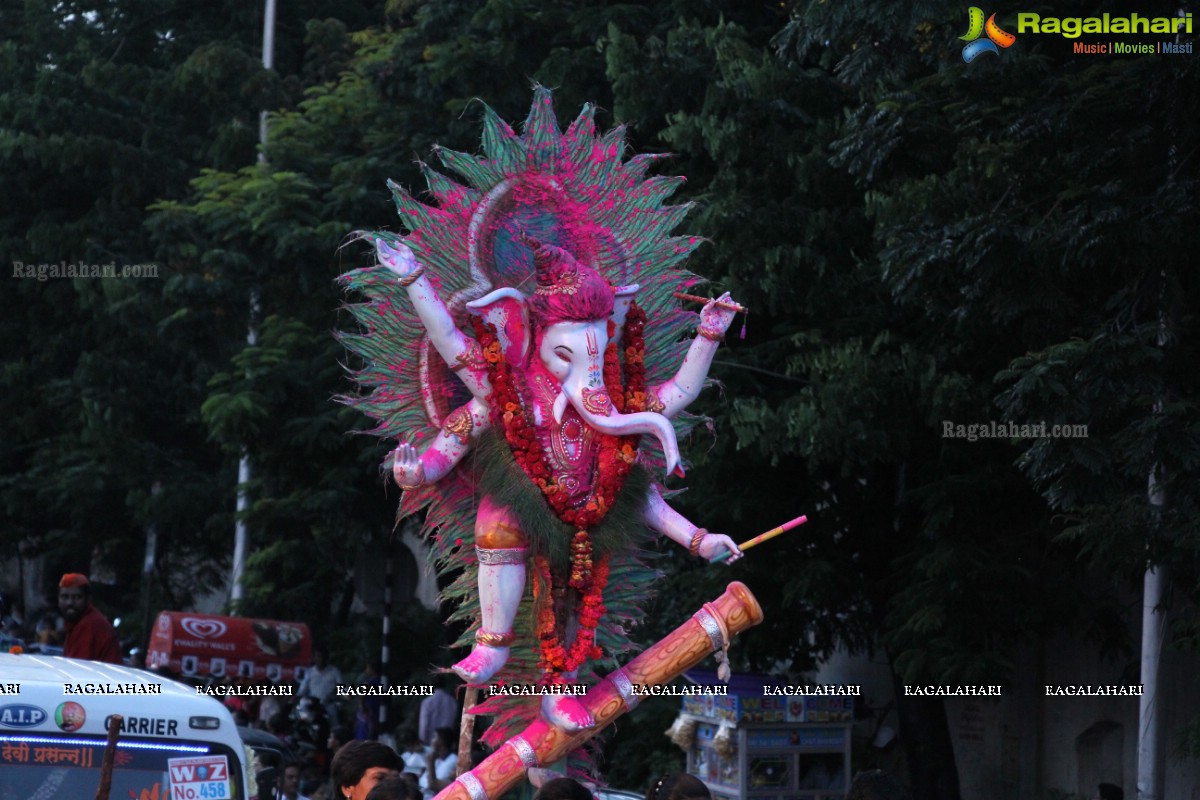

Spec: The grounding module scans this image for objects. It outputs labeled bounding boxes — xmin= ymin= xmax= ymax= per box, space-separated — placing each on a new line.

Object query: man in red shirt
xmin=58 ymin=573 xmax=122 ymax=664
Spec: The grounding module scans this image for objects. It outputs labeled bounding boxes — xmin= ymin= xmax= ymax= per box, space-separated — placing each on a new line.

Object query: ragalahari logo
xmin=960 ymin=7 xmax=1017 ymax=61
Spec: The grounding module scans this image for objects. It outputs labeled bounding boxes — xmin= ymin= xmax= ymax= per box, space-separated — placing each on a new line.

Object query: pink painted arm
xmin=392 ymin=398 xmax=491 ymax=487
xmin=377 ymin=239 xmax=492 ymax=401
xmin=649 ymin=292 xmax=738 ymax=418
xmin=641 ymin=484 xmax=742 ymax=563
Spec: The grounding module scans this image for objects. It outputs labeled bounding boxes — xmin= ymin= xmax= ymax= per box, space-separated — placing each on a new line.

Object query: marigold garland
xmin=534 ymin=553 xmax=609 ymax=680
xmin=471 ymin=302 xmax=649 ymax=680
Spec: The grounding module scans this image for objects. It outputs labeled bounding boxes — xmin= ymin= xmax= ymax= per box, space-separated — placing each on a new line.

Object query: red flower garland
xmin=472 ymin=304 xmax=648 ymax=680
xmin=534 ymin=553 xmax=609 ymax=680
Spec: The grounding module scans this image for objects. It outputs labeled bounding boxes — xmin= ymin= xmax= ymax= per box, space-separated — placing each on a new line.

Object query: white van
xmin=0 ymin=652 xmax=255 ymax=799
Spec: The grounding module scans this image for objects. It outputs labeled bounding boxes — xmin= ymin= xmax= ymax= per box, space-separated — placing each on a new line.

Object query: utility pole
xmin=141 ymin=482 xmax=160 ymax=636
xmin=381 ymin=545 xmax=393 ymax=731
xmin=258 ymin=0 xmax=276 ymax=165
xmin=231 ymin=0 xmax=275 ymax=606
xmin=1136 ymin=13 xmax=1184 ymax=792
xmin=1138 ymin=282 xmax=1170 ymax=800
xmin=1138 ymin=463 xmax=1165 ymax=800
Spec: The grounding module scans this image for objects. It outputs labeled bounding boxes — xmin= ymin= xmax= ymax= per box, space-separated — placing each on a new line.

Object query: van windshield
xmin=0 ymin=733 xmax=246 ymax=800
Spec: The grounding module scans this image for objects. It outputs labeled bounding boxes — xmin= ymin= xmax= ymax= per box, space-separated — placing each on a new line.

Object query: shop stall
xmin=673 ymin=672 xmax=853 ymax=800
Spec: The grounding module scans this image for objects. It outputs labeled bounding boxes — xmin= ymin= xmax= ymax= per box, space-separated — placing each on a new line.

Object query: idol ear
xmin=609 ymin=283 xmax=641 ymax=346
xmin=465 ymin=288 xmax=531 ymax=365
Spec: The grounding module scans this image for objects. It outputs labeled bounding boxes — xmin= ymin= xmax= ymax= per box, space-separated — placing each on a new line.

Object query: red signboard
xmin=147 ymin=612 xmax=311 ymax=683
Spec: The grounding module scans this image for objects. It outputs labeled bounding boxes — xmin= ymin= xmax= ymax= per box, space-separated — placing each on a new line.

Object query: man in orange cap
xmin=58 ymin=573 xmax=122 ymax=664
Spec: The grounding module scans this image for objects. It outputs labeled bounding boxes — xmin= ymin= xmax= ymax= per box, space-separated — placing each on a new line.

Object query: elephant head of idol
xmin=466 ymin=235 xmax=680 ymax=477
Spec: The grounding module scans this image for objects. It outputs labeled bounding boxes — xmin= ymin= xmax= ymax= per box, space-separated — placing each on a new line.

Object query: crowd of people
xmin=284 ymin=739 xmax=919 ymax=800
xmin=260 ymin=722 xmax=730 ymax=800
xmin=261 ymin=737 xmax=437 ymax=800
xmin=0 ymin=577 xmax=929 ymax=799
xmin=206 ymin=656 xmax=461 ymax=800
xmin=314 ymin=755 xmax=723 ymax=800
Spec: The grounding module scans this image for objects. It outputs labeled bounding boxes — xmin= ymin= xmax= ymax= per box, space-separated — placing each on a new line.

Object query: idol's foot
xmin=540 ymin=693 xmax=595 ymax=733
xmin=451 ymin=644 xmax=509 ymax=684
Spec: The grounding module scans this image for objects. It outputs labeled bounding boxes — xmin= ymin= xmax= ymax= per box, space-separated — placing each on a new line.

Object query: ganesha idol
xmin=375 ymin=232 xmax=742 ymax=732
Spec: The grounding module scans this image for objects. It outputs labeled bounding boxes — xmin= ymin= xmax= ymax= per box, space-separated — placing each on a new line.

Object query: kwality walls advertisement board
xmin=147 ymin=611 xmax=311 ymax=682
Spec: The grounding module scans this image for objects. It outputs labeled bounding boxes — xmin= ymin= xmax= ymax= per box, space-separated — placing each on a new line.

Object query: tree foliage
xmin=3 ymin=0 xmax=1198 ymax=793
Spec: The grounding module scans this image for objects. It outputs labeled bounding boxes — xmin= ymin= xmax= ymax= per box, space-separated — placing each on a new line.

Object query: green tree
xmin=1 ymin=0 xmax=277 ymax=629
xmin=9 ymin=2 xmax=1196 ymax=794
xmin=605 ymin=1 xmax=1196 ymax=795
xmin=0 ymin=0 xmax=378 ymax=639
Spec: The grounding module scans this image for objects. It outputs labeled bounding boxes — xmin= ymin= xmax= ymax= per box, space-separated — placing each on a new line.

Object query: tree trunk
xmin=863 ymin=462 xmax=963 ymax=800
xmin=891 ymin=669 xmax=962 ymax=800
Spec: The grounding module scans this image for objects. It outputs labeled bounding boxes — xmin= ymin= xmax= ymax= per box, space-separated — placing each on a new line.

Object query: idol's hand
xmin=698 ymin=292 xmax=738 ymax=339
xmin=391 ymin=442 xmax=426 ymax=489
xmin=375 ymin=238 xmax=421 ymax=282
xmin=699 ymin=533 xmax=743 ymax=563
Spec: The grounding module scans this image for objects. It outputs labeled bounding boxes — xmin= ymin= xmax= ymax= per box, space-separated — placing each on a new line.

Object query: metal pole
xmin=141 ymin=482 xmax=160 ymax=636
xmin=258 ymin=0 xmax=277 ymax=162
xmin=381 ymin=547 xmax=392 ymax=732
xmin=231 ymin=451 xmax=251 ymax=604
xmin=1138 ymin=448 xmax=1167 ymax=800
xmin=1136 ymin=26 xmax=1182 ymax=792
xmin=233 ymin=0 xmax=276 ymax=606
xmin=1137 ymin=563 xmax=1165 ymax=800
